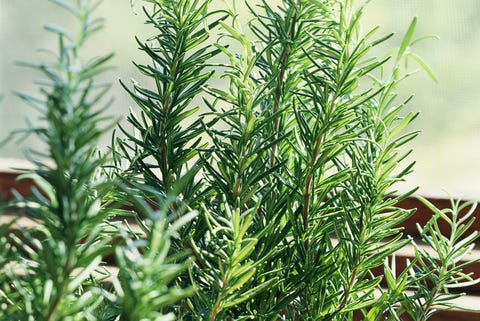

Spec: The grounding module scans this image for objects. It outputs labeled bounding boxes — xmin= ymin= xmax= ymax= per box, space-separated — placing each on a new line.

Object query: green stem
xmin=302 ymin=133 xmax=324 ymax=232
xmin=45 ymin=248 xmax=74 ymax=321
xmin=270 ymin=3 xmax=298 ymax=167
xmin=158 ymin=62 xmax=176 ymax=188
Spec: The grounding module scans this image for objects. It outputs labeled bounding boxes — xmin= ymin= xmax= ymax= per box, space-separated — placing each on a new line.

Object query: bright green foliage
xmin=115 ymin=1 xmax=480 ymax=321
xmin=114 ymin=0 xmax=223 ymax=203
xmin=1 ymin=0 xmax=479 ymax=321
xmin=113 ymin=189 xmax=197 ymax=321
xmin=399 ymin=198 xmax=480 ymax=321
xmin=0 ymin=0 xmax=115 ymax=319
xmin=0 ymin=1 xmax=193 ymax=321
xmin=0 ymin=221 xmax=17 ymax=317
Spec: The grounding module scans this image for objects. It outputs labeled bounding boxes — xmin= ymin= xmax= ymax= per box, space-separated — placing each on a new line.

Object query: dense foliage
xmin=0 ymin=0 xmax=478 ymax=321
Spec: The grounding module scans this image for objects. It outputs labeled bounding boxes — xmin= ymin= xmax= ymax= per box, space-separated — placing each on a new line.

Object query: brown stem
xmin=209 ymin=270 xmax=231 ymax=321
xmin=302 ymin=96 xmax=336 ymax=236
xmin=337 ymin=219 xmax=367 ymax=314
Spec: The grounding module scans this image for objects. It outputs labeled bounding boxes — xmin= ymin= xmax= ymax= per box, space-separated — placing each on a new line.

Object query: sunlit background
xmin=1 ymin=0 xmax=479 ymax=199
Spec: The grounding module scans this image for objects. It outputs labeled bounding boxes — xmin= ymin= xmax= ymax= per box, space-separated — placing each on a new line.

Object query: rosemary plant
xmin=1 ymin=1 xmax=193 ymax=320
xmin=0 ymin=0 xmax=478 ymax=321
xmin=115 ymin=0 xmax=479 ymax=320
xmin=0 ymin=0 xmax=115 ymax=319
xmin=400 ymin=198 xmax=480 ymax=321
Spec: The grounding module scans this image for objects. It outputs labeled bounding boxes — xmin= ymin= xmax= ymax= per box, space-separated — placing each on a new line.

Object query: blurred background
xmin=1 ymin=0 xmax=479 ymax=199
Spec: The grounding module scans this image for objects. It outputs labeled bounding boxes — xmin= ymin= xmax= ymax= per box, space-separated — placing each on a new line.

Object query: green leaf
xmin=397 ymin=16 xmax=417 ymax=62
xmin=16 ymin=173 xmax=56 ymax=205
xmin=232 ymin=239 xmax=257 ymax=266
xmin=68 ymin=255 xmax=102 ymax=292
xmin=219 ymin=21 xmax=248 ymax=49
xmin=408 ymin=52 xmax=439 ymax=83
xmin=225 ymin=267 xmax=256 ymax=295
xmin=222 ymin=277 xmax=278 ymax=309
